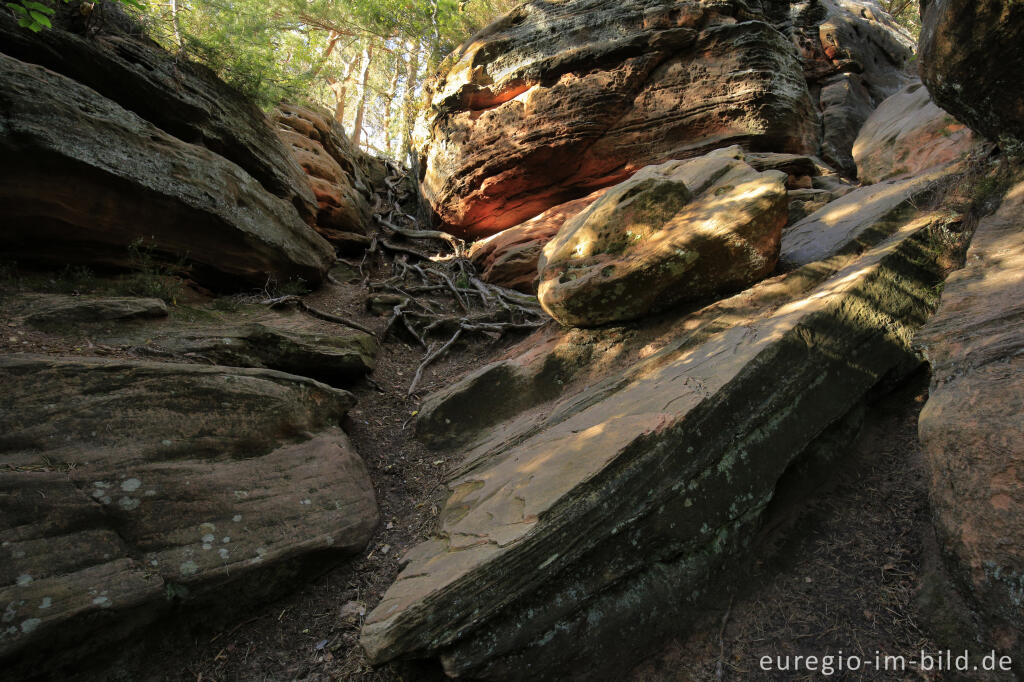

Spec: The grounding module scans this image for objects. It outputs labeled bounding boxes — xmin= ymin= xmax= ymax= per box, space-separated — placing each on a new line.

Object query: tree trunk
xmin=399 ymin=42 xmax=420 ymax=166
xmin=169 ymin=0 xmax=183 ymax=49
xmin=383 ymin=61 xmax=401 ymax=155
xmin=328 ymin=56 xmax=357 ymax=126
xmin=351 ymin=43 xmax=374 ymax=149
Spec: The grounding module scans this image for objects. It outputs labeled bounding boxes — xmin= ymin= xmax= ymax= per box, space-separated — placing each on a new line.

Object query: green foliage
xmin=879 ymin=0 xmax=921 ymax=39
xmin=6 ymin=0 xmax=143 ymax=32
xmin=123 ymin=237 xmax=185 ymax=303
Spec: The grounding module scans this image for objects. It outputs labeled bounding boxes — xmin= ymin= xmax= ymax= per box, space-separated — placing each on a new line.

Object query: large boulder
xmin=918 ymin=0 xmax=1024 ymax=146
xmin=917 ymin=180 xmax=1024 ymax=658
xmin=537 ymin=147 xmax=788 ymax=327
xmin=273 ymin=104 xmax=373 ymax=244
xmin=0 ymin=355 xmax=378 ymax=677
xmin=418 ymin=0 xmax=819 ymax=238
xmin=853 ymin=81 xmax=976 ymax=184
xmin=0 ymin=53 xmax=335 ymax=288
xmin=363 ymin=199 xmax=954 ymax=678
xmin=0 ymin=6 xmax=318 ymax=223
xmin=417 ymin=0 xmax=914 ymax=238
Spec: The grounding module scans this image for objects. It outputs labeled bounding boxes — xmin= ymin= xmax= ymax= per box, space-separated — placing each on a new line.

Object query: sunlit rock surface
xmin=365 ymin=195 xmax=956 ymax=679
xmin=537 ymin=147 xmax=788 ymax=327
xmin=918 ymin=180 xmax=1024 ymax=660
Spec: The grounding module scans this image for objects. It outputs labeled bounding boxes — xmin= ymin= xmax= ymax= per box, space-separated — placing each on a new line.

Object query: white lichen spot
xmin=15 ymin=575 xmax=32 ymax=587
xmin=101 ymin=496 xmax=111 ymax=505
xmin=120 ymin=478 xmax=142 ymax=492
xmin=145 ymin=490 xmax=156 ymax=497
xmin=300 ymin=499 xmax=311 ymax=506
xmin=119 ymin=497 xmax=140 ymax=511
xmin=325 ymin=536 xmax=334 ymax=546
xmin=12 ymin=550 xmax=25 ymax=559
xmin=179 ymin=561 xmax=199 ymax=576
xmin=232 ymin=515 xmax=242 ymax=523
xmin=92 ymin=481 xmax=111 ymax=489
xmin=221 ymin=537 xmax=230 ymax=544
xmin=91 ymin=596 xmax=111 ymax=608
xmin=20 ymin=618 xmax=41 ymax=634
xmin=91 ymin=489 xmax=105 ymax=499
xmin=202 ymin=544 xmax=212 ymax=551
xmin=218 ymin=548 xmax=229 ymax=560
xmin=161 ymin=439 xmax=172 ymax=447
xmin=201 ymin=534 xmax=215 ymax=544
xmin=233 ymin=490 xmax=249 ymax=499
xmin=150 ymin=560 xmax=159 ymax=567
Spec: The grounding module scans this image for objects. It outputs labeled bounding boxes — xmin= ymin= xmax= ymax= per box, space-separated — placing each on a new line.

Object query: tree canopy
xmin=139 ymin=0 xmax=516 ymax=163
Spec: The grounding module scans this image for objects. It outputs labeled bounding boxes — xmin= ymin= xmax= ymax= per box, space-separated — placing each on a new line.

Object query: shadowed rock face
xmin=919 ymin=0 xmax=1024 ymax=146
xmin=365 ymin=193 xmax=956 ymax=678
xmin=0 ymin=7 xmax=318 ymax=224
xmin=0 ymin=53 xmax=336 ymax=289
xmin=537 ymin=147 xmax=788 ymax=327
xmin=416 ymin=0 xmax=914 ymax=239
xmin=918 ymin=180 xmax=1024 ymax=661
xmin=0 ymin=356 xmax=378 ymax=678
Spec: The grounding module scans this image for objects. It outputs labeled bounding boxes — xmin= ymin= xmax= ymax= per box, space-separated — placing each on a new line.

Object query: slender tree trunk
xmin=328 ymin=56 xmax=357 ymax=126
xmin=169 ymin=0 xmax=183 ymax=49
xmin=383 ymin=61 xmax=401 ymax=155
xmin=399 ymin=42 xmax=420 ymax=166
xmin=351 ymin=43 xmax=374 ymax=149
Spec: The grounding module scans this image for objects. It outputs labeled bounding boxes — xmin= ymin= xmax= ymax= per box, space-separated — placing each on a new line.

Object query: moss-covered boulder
xmin=537 ymin=147 xmax=787 ymax=327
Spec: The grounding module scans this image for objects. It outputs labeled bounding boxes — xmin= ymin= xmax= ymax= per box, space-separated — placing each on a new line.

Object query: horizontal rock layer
xmin=0 ymin=356 xmax=378 ymax=676
xmin=0 ymin=53 xmax=335 ymax=288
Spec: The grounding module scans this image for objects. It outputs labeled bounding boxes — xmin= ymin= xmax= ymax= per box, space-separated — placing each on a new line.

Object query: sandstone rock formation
xmin=919 ymin=0 xmax=1024 ymax=146
xmin=416 ymin=0 xmax=913 ymax=238
xmin=0 ymin=7 xmax=318 ymax=223
xmin=854 ymin=81 xmax=976 ymax=184
xmin=17 ymin=295 xmax=169 ymax=327
xmin=537 ymin=147 xmax=788 ymax=327
xmin=0 ymin=355 xmax=378 ymax=678
xmin=0 ymin=53 xmax=335 ymax=288
xmin=273 ymin=104 xmax=374 ymax=246
xmin=469 ymin=188 xmax=609 ymax=293
xmin=365 ymin=195 xmax=956 ymax=679
xmin=918 ymin=180 xmax=1024 ymax=659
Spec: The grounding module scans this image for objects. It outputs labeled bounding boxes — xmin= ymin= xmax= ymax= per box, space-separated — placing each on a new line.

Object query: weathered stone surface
xmin=854 ymin=81 xmax=977 ymax=184
xmin=818 ymin=73 xmax=874 ymax=176
xmin=0 ymin=355 xmax=377 ymax=675
xmin=418 ymin=0 xmax=820 ymax=238
xmin=0 ymin=7 xmax=317 ymax=223
xmin=124 ymin=321 xmax=377 ymax=387
xmin=15 ymin=295 xmax=168 ymax=328
xmin=780 ymin=168 xmax=948 ymax=267
xmin=364 ymin=205 xmax=951 ymax=679
xmin=469 ymin=188 xmax=608 ymax=293
xmin=918 ymin=180 xmax=1024 ymax=657
xmin=273 ymin=105 xmax=373 ymax=241
xmin=0 ymin=53 xmax=335 ymax=288
xmin=538 ymin=147 xmax=788 ymax=327
xmin=919 ymin=0 xmax=1024 ymax=146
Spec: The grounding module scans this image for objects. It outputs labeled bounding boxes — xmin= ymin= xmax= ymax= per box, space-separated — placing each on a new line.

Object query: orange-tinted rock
xmin=273 ymin=106 xmax=372 ymax=243
xmin=919 ymin=0 xmax=1024 ymax=146
xmin=918 ymin=180 xmax=1024 ymax=659
xmin=418 ymin=1 xmax=819 ymax=238
xmin=468 ymin=188 xmax=608 ymax=292
xmin=419 ymin=0 xmax=915 ymax=239
xmin=853 ymin=81 xmax=977 ymax=184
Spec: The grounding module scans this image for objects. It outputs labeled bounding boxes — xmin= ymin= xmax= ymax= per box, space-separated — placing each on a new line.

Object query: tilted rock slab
xmin=16 ymin=294 xmax=169 ymax=328
xmin=919 ymin=0 xmax=1024 ymax=146
xmin=363 ymin=208 xmax=953 ymax=678
xmin=538 ymin=147 xmax=788 ymax=327
xmin=0 ymin=53 xmax=335 ymax=288
xmin=0 ymin=356 xmax=378 ymax=676
xmin=0 ymin=8 xmax=317 ymax=224
xmin=918 ymin=180 xmax=1024 ymax=658
xmin=418 ymin=0 xmax=819 ymax=238
xmin=853 ymin=81 xmax=976 ymax=185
